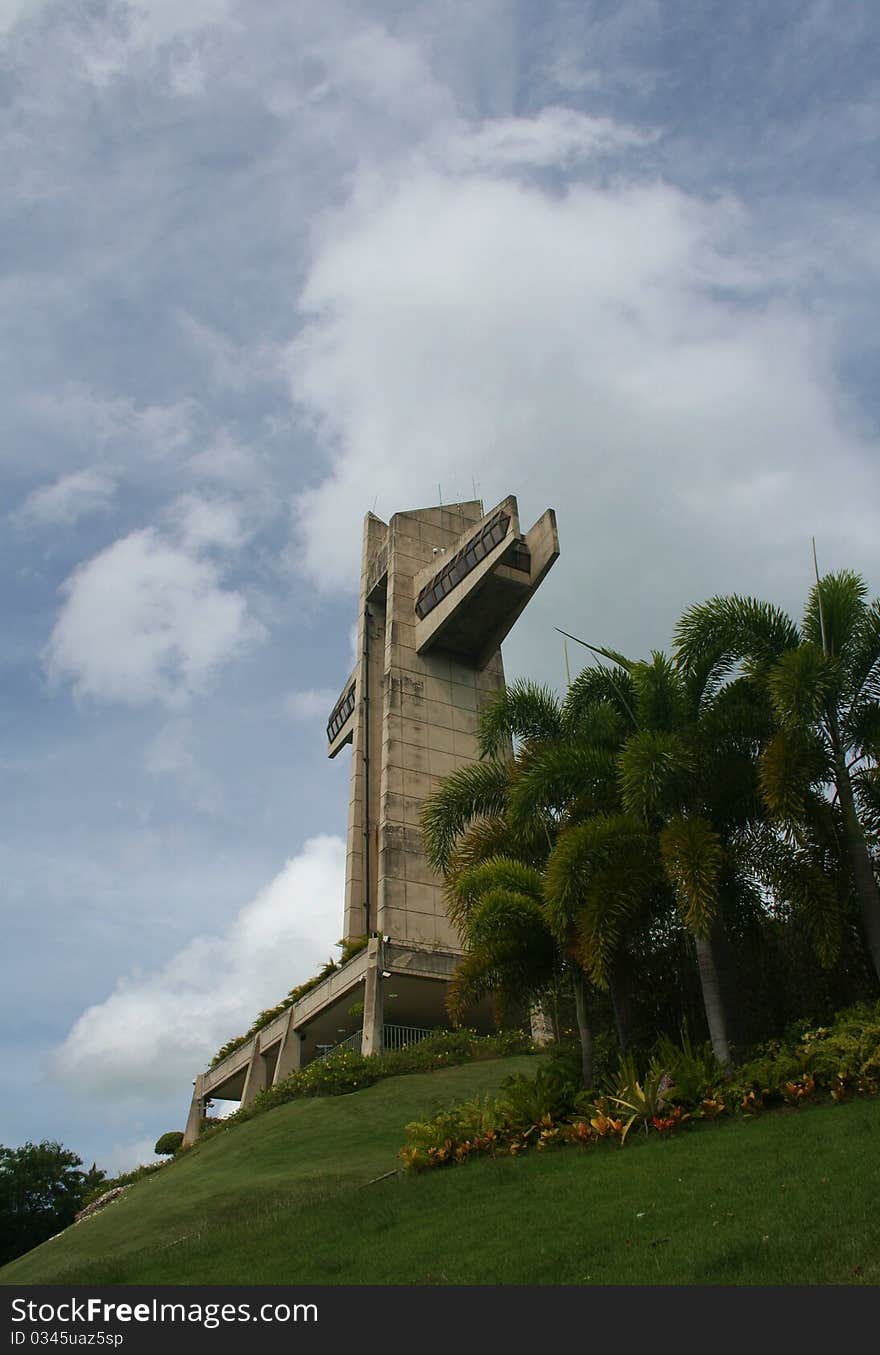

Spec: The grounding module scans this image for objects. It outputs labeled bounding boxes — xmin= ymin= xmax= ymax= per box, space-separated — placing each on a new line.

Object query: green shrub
xmin=401 ymin=1095 xmax=504 ymax=1170
xmin=398 ymin=1000 xmax=880 ymax=1172
xmin=727 ymin=1002 xmax=880 ymax=1110
xmin=200 ymin=1029 xmax=536 ymax=1139
xmin=153 ymin=1132 xmax=184 ymax=1157
xmin=498 ymin=1064 xmax=578 ymax=1131
xmin=372 ymin=1027 xmax=533 ymax=1078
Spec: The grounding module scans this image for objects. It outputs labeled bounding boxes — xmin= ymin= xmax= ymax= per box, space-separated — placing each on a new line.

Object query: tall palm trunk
xmin=571 ymin=968 xmax=594 ymax=1089
xmin=831 ymin=719 xmax=880 ymax=982
xmin=693 ymin=931 xmax=731 ymax=1069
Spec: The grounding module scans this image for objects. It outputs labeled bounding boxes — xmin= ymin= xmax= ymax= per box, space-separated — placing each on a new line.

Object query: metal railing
xmin=315 ymin=1031 xmax=362 ymax=1061
xmin=313 ymin=1024 xmax=435 ymax=1062
xmin=381 ymin=1023 xmax=434 ymax=1052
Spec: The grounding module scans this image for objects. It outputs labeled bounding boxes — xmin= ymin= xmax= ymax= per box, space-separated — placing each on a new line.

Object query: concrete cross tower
xmin=184 ymin=494 xmax=558 ymax=1142
xmin=328 ymin=495 xmax=559 ymax=951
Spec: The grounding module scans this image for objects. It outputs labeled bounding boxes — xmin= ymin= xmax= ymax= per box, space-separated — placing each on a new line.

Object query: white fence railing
xmin=313 ymin=1024 xmax=435 ymax=1062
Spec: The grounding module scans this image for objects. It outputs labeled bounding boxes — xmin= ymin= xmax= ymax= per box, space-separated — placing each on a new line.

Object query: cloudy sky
xmin=3 ymin=0 xmax=879 ymax=1172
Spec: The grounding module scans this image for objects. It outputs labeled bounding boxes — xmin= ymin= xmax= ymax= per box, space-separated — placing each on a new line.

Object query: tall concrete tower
xmin=329 ymin=495 xmax=559 ymax=951
xmin=184 ymin=495 xmax=558 ymax=1141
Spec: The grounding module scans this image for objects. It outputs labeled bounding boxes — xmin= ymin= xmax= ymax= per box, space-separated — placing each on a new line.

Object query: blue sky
xmin=3 ymin=0 xmax=879 ymax=1172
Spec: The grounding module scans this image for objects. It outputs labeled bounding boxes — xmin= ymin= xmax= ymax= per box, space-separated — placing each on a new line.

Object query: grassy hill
xmin=2 ymin=1053 xmax=879 ymax=1286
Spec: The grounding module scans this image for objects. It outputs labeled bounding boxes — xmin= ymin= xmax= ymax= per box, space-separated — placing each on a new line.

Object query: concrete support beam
xmin=361 ymin=936 xmax=384 ymax=1056
xmin=273 ymin=1010 xmax=303 ymax=1083
xmin=182 ymin=1073 xmax=206 ymax=1147
xmin=240 ymin=1038 xmax=267 ymax=1107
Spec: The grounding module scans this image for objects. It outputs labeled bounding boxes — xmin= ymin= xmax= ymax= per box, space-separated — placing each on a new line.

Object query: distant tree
xmin=0 ymin=1141 xmax=99 ymax=1266
xmin=154 ymin=1132 xmax=184 ymax=1157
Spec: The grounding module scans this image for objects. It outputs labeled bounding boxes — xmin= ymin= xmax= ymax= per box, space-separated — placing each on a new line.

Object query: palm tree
xmin=549 ymin=644 xmax=772 ymax=1068
xmin=675 ymin=570 xmax=880 ymax=983
xmin=441 ymin=854 xmax=573 ymax=1060
xmin=502 ymin=673 xmax=651 ymax=1053
xmin=421 ymin=677 xmax=631 ymax=1084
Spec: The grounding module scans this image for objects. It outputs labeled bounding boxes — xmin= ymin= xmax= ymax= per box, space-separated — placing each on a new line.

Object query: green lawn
xmin=2 ymin=1054 xmax=878 ymax=1285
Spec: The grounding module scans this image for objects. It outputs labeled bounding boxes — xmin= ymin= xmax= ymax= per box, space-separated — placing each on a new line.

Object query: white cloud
xmin=45 ymin=527 xmax=264 ymax=707
xmin=21 ymin=384 xmax=198 ymax=466
xmin=287 ymin=121 xmax=880 ymax=656
xmin=51 ymin=835 xmax=345 ymax=1099
xmin=165 ymin=494 xmax=247 ymax=553
xmin=0 ymin=0 xmax=45 ymax=38
xmin=283 ymin=687 xmax=337 ymax=722
xmin=125 ymin=0 xmax=236 ymax=50
xmin=17 ymin=466 xmax=117 ymax=526
xmin=439 ymin=106 xmax=654 ymax=173
xmin=185 ymin=430 xmax=264 ymax=491
xmin=61 ymin=0 xmax=238 ymax=89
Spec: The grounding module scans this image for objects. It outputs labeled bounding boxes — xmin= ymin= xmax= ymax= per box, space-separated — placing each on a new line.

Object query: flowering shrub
xmin=398 ymin=1000 xmax=880 ymax=1171
xmin=214 ymin=1050 xmax=378 ymax=1129
xmin=724 ymin=1002 xmax=880 ymax=1112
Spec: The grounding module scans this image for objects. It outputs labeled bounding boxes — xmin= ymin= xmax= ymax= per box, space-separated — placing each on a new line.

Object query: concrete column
xmin=273 ymin=1010 xmax=303 ymax=1083
xmin=360 ymin=936 xmax=384 ymax=1056
xmin=529 ymin=1001 xmax=556 ymax=1047
xmin=182 ymin=1073 xmax=206 ymax=1147
xmin=240 ymin=1037 xmax=268 ymax=1106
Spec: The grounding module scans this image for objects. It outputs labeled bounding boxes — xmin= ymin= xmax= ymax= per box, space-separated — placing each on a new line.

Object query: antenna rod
xmin=554 ymin=628 xmax=640 ymax=729
xmin=812 ymin=536 xmax=829 ymax=656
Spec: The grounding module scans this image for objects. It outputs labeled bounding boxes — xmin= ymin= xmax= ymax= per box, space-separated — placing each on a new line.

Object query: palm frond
xmin=571 ymin=851 xmax=660 ymax=987
xmin=443 ymin=816 xmax=523 ymax=908
xmin=476 ymin=679 xmax=562 ymax=758
xmin=846 ymin=598 xmax=880 ymax=707
xmin=561 ymin=664 xmax=638 ymax=736
xmin=852 ymin=766 xmax=880 ymax=840
xmin=674 ymin=594 xmax=800 ymax=693
xmin=544 ymin=813 xmax=659 ymax=941
xmin=802 ymin=569 xmax=868 ymax=660
xmin=841 ymin=699 xmax=880 ymax=761
xmin=749 ymin=825 xmax=846 ymax=968
xmin=467 ymin=887 xmax=554 ymax=955
xmin=446 ymin=949 xmax=499 ymax=1021
xmin=451 ymin=856 xmax=544 ymax=918
xmin=759 ymin=729 xmax=828 ymax=822
xmin=698 ymin=674 xmax=774 ymax=750
xmin=659 ymin=814 xmax=723 ymax=937
xmin=617 ymin=729 xmax=694 ymax=819
xmin=420 ymin=760 xmax=510 ymax=873
xmin=767 ymin=643 xmax=836 ymax=728
xmin=631 ymin=652 xmax=690 ymax=730
xmin=508 ymin=741 xmax=619 ymax=831
xmin=446 ymin=890 xmax=559 ymax=1020
xmin=443 ymin=843 xmax=538 ymax=931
